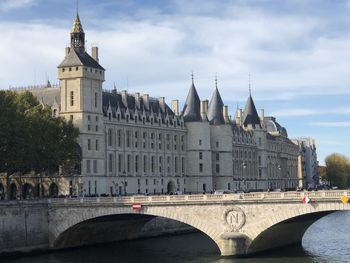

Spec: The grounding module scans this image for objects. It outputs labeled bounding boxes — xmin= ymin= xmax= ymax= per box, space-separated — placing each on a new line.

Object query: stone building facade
xmin=292 ymin=137 xmax=319 ymax=188
xmin=0 ymin=14 xmax=301 ymax=198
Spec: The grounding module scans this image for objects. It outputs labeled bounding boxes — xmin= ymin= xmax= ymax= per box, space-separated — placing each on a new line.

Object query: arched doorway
xmin=22 ymin=183 xmax=33 ymax=200
xmin=49 ymin=183 xmax=59 ymax=197
xmin=167 ymin=180 xmax=175 ymax=194
xmin=9 ymin=183 xmax=17 ymax=200
xmin=34 ymin=184 xmax=45 ymax=198
xmin=0 ymin=183 xmax=4 ymax=200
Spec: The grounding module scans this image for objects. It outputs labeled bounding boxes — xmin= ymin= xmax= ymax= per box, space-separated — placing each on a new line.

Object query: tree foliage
xmin=324 ymin=153 xmax=350 ymax=189
xmin=0 ymin=90 xmax=80 ymax=175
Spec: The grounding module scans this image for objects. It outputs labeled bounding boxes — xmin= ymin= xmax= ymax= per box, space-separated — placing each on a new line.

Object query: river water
xmin=3 ymin=211 xmax=350 ymax=263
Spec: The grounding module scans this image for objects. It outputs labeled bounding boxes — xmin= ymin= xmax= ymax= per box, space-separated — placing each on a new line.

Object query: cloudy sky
xmin=1 ymin=0 xmax=350 ymax=164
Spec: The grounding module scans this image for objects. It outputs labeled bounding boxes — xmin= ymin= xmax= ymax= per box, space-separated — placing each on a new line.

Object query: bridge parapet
xmin=46 ymin=190 xmax=350 ymax=206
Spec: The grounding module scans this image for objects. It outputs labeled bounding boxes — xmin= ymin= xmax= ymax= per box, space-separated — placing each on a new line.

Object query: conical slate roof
xmin=207 ymin=88 xmax=225 ymax=125
xmin=242 ymin=95 xmax=260 ymax=127
xmin=181 ymin=81 xmax=201 ymax=122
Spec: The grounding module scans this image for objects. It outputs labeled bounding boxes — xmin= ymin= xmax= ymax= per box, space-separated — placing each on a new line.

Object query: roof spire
xmin=191 ymin=70 xmax=194 ymax=84
xmin=215 ymin=72 xmax=218 ymax=89
xmin=248 ymin=73 xmax=252 ymax=95
xmin=76 ymin=0 xmax=79 ymax=15
xmin=71 ymin=7 xmax=85 ymax=52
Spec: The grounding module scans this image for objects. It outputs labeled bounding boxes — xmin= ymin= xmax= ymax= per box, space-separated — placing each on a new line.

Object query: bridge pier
xmin=218 ymin=233 xmax=249 ymax=257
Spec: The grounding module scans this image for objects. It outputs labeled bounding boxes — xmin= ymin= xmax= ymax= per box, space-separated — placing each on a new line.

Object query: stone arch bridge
xmin=47 ymin=190 xmax=350 ymax=256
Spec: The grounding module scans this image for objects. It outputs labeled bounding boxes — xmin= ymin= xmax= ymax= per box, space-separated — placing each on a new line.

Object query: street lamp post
xmin=277 ymin=164 xmax=281 ymax=189
xmin=196 ymin=181 xmax=198 ymax=193
xmin=242 ymin=162 xmax=247 ymax=192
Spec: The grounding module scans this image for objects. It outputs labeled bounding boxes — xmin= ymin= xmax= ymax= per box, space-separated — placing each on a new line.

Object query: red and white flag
xmin=302 ymin=196 xmax=310 ymax=204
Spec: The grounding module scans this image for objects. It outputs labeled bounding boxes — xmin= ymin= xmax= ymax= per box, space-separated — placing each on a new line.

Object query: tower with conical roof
xmin=58 ymin=11 xmax=106 ymax=188
xmin=207 ymin=78 xmax=233 ymax=190
xmin=181 ymin=75 xmax=213 ymax=193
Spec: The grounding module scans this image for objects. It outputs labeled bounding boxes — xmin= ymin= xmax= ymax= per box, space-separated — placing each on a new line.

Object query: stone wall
xmin=0 ymin=201 xmax=49 ymax=254
xmin=0 ymin=201 xmax=193 ymax=256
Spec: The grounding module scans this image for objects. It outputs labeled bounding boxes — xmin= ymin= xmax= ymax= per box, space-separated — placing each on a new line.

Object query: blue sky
xmin=1 ymin=0 xmax=350 ymax=164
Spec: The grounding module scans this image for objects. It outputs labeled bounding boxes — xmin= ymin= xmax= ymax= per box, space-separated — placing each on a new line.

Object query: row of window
xmin=62 ymin=66 xmax=103 ymax=74
xmin=69 ymin=91 xmax=99 ymax=108
xmin=107 ymin=129 xmax=185 ymax=151
xmin=107 ymin=111 xmax=184 ymax=128
xmin=233 ymin=149 xmax=257 ymax=159
xmin=107 ymin=154 xmax=185 ymax=175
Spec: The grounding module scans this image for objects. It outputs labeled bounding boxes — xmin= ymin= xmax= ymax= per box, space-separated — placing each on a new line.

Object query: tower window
xmin=76 ymin=67 xmax=78 ymax=71
xmin=70 ymin=91 xmax=74 ymax=106
xmin=95 ymin=92 xmax=98 ymax=108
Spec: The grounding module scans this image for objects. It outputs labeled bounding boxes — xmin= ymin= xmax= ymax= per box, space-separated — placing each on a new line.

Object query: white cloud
xmin=309 ymin=122 xmax=350 ymax=127
xmin=1 ymin=2 xmax=350 ymax=105
xmin=0 ymin=0 xmax=36 ymax=11
xmin=271 ymin=107 xmax=350 ymax=117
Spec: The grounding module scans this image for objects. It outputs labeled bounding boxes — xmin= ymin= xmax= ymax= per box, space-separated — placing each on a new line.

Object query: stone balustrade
xmin=42 ymin=190 xmax=349 ymax=205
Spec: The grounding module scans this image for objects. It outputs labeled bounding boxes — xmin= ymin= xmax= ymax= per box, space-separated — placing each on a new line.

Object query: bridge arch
xmin=244 ymin=202 xmax=350 ymax=254
xmin=49 ymin=205 xmax=223 ymax=253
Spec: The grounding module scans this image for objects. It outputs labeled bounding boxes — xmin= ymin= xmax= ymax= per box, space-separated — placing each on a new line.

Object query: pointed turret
xmin=181 ymin=78 xmax=201 ymax=122
xmin=242 ymin=94 xmax=260 ymax=127
xmin=71 ymin=13 xmax=85 ymax=53
xmin=207 ymin=86 xmax=225 ymax=125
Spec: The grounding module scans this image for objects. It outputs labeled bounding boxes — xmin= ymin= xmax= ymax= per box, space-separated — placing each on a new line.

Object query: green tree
xmin=325 ymin=153 xmax=350 ymax=189
xmin=0 ymin=91 xmax=80 ymax=198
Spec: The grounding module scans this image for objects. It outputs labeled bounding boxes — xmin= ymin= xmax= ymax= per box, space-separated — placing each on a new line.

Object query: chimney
xmin=200 ymin=100 xmax=208 ymax=120
xmin=134 ymin=92 xmax=140 ymax=108
xmin=65 ymin=47 xmax=71 ymax=56
xmin=171 ymin=100 xmax=179 ymax=115
xmin=92 ymin=46 xmax=99 ymax=62
xmin=143 ymin=94 xmax=149 ymax=109
xmin=259 ymin=109 xmax=264 ymax=121
xmin=223 ymin=105 xmax=229 ymax=123
xmin=235 ymin=108 xmax=242 ymax=125
xmin=121 ymin=90 xmax=128 ymax=107
xmin=159 ymin=97 xmax=166 ymax=111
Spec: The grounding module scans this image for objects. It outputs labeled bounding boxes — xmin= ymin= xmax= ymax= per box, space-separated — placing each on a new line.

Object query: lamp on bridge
xmin=242 ymin=162 xmax=247 ymax=191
